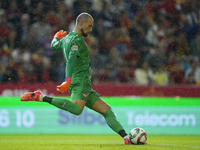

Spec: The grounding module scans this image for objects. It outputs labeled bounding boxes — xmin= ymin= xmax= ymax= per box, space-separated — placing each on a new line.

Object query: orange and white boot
xmin=124 ymin=138 xmax=131 ymax=145
xmin=124 ymin=135 xmax=131 ymax=145
xmin=20 ymin=90 xmax=44 ymax=102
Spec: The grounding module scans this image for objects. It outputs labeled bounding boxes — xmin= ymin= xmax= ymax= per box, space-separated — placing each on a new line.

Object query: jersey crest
xmin=83 ymin=93 xmax=87 ymax=99
xmin=71 ymin=45 xmax=78 ymax=51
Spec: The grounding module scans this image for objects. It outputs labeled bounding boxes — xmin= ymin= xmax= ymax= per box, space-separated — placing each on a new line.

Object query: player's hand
xmin=57 ymin=77 xmax=72 ymax=93
xmin=54 ymin=30 xmax=67 ymax=40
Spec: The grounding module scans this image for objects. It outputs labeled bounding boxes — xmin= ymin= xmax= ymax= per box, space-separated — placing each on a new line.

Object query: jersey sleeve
xmin=50 ymin=38 xmax=63 ymax=51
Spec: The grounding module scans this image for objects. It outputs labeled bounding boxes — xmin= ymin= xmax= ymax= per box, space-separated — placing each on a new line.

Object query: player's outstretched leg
xmin=20 ymin=90 xmax=82 ymax=115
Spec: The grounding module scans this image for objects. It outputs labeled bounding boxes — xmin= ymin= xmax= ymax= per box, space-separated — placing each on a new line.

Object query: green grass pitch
xmin=0 ymin=134 xmax=200 ymax=150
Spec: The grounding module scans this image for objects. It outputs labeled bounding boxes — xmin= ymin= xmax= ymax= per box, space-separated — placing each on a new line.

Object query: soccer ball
xmin=129 ymin=127 xmax=147 ymax=145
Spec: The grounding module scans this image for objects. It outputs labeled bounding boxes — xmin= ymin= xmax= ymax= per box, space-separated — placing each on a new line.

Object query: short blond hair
xmin=76 ymin=12 xmax=93 ymax=25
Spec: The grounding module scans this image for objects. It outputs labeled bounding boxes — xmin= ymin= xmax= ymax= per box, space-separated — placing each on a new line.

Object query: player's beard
xmin=81 ymin=28 xmax=88 ymax=37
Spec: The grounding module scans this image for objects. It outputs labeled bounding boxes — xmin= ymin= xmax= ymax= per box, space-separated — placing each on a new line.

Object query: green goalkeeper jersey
xmin=51 ymin=32 xmax=91 ymax=86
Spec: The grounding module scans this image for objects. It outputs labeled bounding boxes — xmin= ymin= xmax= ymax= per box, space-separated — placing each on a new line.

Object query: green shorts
xmin=68 ymin=83 xmax=100 ymax=109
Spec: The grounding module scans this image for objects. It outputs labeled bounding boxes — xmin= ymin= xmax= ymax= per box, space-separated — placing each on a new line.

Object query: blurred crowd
xmin=1 ymin=0 xmax=200 ymax=85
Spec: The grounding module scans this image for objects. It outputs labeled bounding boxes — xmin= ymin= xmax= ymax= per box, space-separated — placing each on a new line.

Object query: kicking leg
xmin=91 ymin=98 xmax=131 ymax=144
xmin=20 ymin=90 xmax=85 ymax=115
xmin=45 ymin=97 xmax=85 ymax=115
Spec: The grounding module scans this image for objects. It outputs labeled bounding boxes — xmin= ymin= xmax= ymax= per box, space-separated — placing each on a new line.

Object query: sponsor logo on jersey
xmin=83 ymin=93 xmax=87 ymax=99
xmin=71 ymin=45 xmax=78 ymax=51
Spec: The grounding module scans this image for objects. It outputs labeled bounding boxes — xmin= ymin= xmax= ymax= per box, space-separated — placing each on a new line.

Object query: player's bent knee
xmin=73 ymin=109 xmax=82 ymax=115
xmin=70 ymin=99 xmax=86 ymax=115
xmin=73 ymin=102 xmax=83 ymax=115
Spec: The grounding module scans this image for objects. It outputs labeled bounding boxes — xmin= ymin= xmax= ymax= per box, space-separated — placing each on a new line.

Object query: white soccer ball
xmin=129 ymin=127 xmax=147 ymax=145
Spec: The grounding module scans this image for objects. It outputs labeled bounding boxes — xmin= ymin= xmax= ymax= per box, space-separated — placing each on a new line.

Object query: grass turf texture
xmin=0 ymin=135 xmax=200 ymax=150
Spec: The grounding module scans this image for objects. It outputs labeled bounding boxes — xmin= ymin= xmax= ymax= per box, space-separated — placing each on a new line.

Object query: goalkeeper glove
xmin=54 ymin=30 xmax=67 ymax=40
xmin=57 ymin=77 xmax=72 ymax=93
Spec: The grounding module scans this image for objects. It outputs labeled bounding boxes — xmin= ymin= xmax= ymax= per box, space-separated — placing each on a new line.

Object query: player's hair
xmin=76 ymin=12 xmax=93 ymax=25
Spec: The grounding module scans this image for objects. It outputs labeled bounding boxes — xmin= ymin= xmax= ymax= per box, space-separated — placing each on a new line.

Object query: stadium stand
xmin=0 ymin=0 xmax=200 ymax=85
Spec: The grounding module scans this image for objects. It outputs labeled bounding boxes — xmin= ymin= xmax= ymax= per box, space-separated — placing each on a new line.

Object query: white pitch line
xmin=62 ymin=140 xmax=200 ymax=148
xmin=151 ymin=143 xmax=200 ymax=149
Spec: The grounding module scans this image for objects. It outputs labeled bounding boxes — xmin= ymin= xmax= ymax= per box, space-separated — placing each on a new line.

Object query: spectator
xmin=6 ymin=0 xmax=22 ymax=27
xmin=117 ymin=65 xmax=133 ymax=83
xmin=119 ymin=10 xmax=132 ymax=32
xmin=22 ymin=28 xmax=41 ymax=53
xmin=93 ymin=18 xmax=105 ymax=40
xmin=116 ymin=27 xmax=132 ymax=55
xmin=185 ymin=60 xmax=197 ymax=78
xmin=169 ymin=61 xmax=185 ymax=84
xmin=194 ymin=62 xmax=200 ymax=84
xmin=41 ymin=57 xmax=51 ymax=83
xmin=40 ymin=28 xmax=53 ymax=56
xmin=30 ymin=2 xmax=45 ymax=24
xmin=57 ymin=1 xmax=69 ymax=15
xmin=190 ymin=31 xmax=200 ymax=56
xmin=45 ymin=8 xmax=59 ymax=27
xmin=107 ymin=46 xmax=123 ymax=81
xmin=7 ymin=29 xmax=19 ymax=50
xmin=98 ymin=67 xmax=111 ymax=83
xmin=127 ymin=0 xmax=139 ymax=19
xmin=32 ymin=51 xmax=45 ymax=83
xmin=146 ymin=46 xmax=167 ymax=69
xmin=183 ymin=72 xmax=196 ymax=85
xmin=159 ymin=0 xmax=181 ymax=15
xmin=134 ymin=30 xmax=152 ymax=59
xmin=98 ymin=2 xmax=117 ymax=29
xmin=134 ymin=5 xmax=150 ymax=33
xmin=73 ymin=0 xmax=92 ymax=17
xmin=30 ymin=15 xmax=53 ymax=41
xmin=18 ymin=14 xmax=30 ymax=42
xmin=186 ymin=3 xmax=200 ymax=25
xmin=182 ymin=54 xmax=195 ymax=72
xmin=11 ymin=43 xmax=30 ymax=63
xmin=0 ymin=10 xmax=12 ymax=44
xmin=153 ymin=65 xmax=168 ymax=85
xmin=180 ymin=14 xmax=199 ymax=44
xmin=0 ymin=42 xmax=11 ymax=67
xmin=55 ymin=9 xmax=75 ymax=32
xmin=174 ymin=30 xmax=191 ymax=58
xmin=166 ymin=51 xmax=177 ymax=71
xmin=90 ymin=46 xmax=102 ymax=83
xmin=146 ymin=19 xmax=166 ymax=46
xmin=123 ymin=47 xmax=141 ymax=67
xmin=110 ymin=0 xmax=126 ymax=16
xmin=145 ymin=0 xmax=158 ymax=17
xmin=134 ymin=61 xmax=154 ymax=85
xmin=91 ymin=0 xmax=111 ymax=13
xmin=1 ymin=66 xmax=18 ymax=83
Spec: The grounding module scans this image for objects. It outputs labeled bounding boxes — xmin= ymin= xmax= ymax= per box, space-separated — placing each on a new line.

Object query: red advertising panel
xmin=0 ymin=83 xmax=200 ymax=97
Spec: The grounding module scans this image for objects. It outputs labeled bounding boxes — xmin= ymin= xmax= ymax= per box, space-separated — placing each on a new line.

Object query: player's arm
xmin=51 ymin=30 xmax=67 ymax=51
xmin=56 ymin=54 xmax=77 ymax=93
xmin=57 ymin=43 xmax=79 ymax=94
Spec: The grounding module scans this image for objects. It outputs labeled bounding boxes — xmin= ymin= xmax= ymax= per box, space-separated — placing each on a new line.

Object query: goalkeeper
xmin=21 ymin=12 xmax=131 ymax=144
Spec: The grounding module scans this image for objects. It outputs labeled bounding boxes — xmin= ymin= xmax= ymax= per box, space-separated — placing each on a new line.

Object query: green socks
xmin=103 ymin=108 xmax=127 ymax=137
xmin=43 ymin=96 xmax=82 ymax=115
